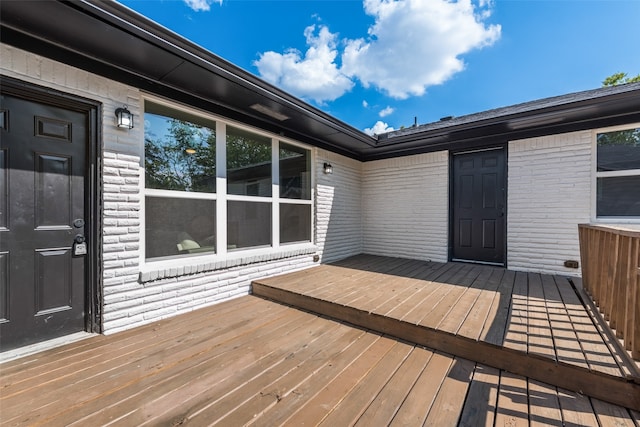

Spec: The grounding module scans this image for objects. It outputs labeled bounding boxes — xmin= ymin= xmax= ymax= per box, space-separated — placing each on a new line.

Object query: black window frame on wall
xmin=595 ymin=124 xmax=640 ymax=219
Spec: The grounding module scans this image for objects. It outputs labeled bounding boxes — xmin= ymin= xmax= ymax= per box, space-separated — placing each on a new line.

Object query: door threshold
xmin=0 ymin=332 xmax=95 ymax=364
xmin=451 ymin=258 xmax=505 ymax=267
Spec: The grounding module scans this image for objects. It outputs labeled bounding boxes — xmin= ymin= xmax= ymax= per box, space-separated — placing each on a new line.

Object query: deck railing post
xmin=578 ymin=224 xmax=640 ymax=361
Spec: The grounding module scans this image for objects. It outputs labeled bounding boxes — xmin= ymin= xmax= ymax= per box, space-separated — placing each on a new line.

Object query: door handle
xmin=73 ymin=234 xmax=87 ymax=256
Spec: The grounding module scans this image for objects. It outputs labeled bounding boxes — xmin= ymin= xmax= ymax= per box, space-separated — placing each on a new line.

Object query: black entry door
xmin=452 ymin=147 xmax=506 ymax=266
xmin=0 ymin=93 xmax=88 ymax=351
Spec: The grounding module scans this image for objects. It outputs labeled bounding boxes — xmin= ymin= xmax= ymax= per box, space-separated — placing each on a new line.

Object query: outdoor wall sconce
xmin=115 ymin=105 xmax=134 ymax=129
xmin=323 ymin=162 xmax=333 ymax=174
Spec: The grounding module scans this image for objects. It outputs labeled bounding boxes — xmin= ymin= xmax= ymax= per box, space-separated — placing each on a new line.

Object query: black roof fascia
xmin=0 ymin=0 xmax=376 ymax=159
xmin=364 ymin=83 xmax=640 ymax=161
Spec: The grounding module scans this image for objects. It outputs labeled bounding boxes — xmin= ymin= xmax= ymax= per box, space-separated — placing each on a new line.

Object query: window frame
xmin=140 ymin=95 xmax=315 ymax=270
xmin=592 ymin=122 xmax=640 ymax=223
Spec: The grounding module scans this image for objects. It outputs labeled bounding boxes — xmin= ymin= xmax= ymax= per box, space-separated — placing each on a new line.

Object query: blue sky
xmin=119 ymin=0 xmax=640 ymax=135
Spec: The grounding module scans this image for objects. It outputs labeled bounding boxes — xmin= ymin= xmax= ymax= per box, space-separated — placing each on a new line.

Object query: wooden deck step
xmin=252 ymin=255 xmax=640 ymax=411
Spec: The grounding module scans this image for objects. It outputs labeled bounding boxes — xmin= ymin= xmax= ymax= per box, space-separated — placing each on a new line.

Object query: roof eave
xmin=0 ymin=0 xmax=376 ymax=159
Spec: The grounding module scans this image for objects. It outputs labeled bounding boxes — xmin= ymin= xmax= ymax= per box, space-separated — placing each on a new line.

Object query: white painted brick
xmin=362 ymin=151 xmax=449 ymax=262
xmin=315 ymin=150 xmax=363 ymax=263
xmin=508 ymin=132 xmax=592 ymax=276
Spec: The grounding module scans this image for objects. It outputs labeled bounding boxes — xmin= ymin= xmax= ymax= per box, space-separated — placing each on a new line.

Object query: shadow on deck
xmin=252 ymin=254 xmax=640 ymax=411
xmin=2 ymin=254 xmax=639 ymax=425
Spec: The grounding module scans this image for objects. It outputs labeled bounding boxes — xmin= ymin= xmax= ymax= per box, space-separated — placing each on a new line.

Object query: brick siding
xmin=362 ymin=151 xmax=449 ymax=262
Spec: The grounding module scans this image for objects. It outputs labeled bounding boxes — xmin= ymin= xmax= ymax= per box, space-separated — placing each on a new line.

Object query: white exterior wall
xmin=362 ymin=151 xmax=449 ymax=262
xmin=1 ymin=45 xmax=360 ymax=335
xmin=508 ymin=131 xmax=592 ymax=275
xmin=315 ymin=149 xmax=364 ymax=262
xmin=6 ymin=44 xmax=639 ymax=336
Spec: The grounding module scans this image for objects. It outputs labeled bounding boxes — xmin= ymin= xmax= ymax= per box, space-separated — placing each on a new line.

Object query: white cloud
xmin=379 ymin=106 xmax=394 ymax=117
xmin=342 ymin=0 xmax=501 ymax=99
xmin=254 ymin=25 xmax=354 ymax=103
xmin=364 ymin=120 xmax=394 ymax=136
xmin=362 ymin=100 xmax=369 ymax=108
xmin=183 ymin=0 xmax=222 ymax=12
xmin=254 ymin=0 xmax=500 ymax=103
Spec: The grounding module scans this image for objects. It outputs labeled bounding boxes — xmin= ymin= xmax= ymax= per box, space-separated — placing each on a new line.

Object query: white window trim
xmin=139 ymin=94 xmax=316 ymax=271
xmin=592 ymin=122 xmax=640 ymax=223
xmin=145 ymin=189 xmax=217 ymax=200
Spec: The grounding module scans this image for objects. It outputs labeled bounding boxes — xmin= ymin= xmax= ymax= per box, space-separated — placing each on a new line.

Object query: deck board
xmin=541 ymin=274 xmax=589 ymax=369
xmin=2 ymin=255 xmax=639 ymax=426
xmin=558 ymin=387 xmax=600 ymax=427
xmin=481 ymin=269 xmax=516 ymax=345
xmin=457 ymin=268 xmax=505 ymax=341
xmin=282 ymin=334 xmax=398 ymax=426
xmin=457 ymin=364 xmax=500 ymax=427
xmin=424 ymin=357 xmax=475 ymax=426
xmin=317 ymin=340 xmax=413 ymax=426
xmin=354 ymin=346 xmax=433 ymax=426
xmin=527 ymin=272 xmax=556 ymax=360
xmin=388 ymin=350 xmax=452 ymax=426
xmin=528 ymin=379 xmax=562 ymax=427
xmin=494 ymin=371 xmax=529 ymax=427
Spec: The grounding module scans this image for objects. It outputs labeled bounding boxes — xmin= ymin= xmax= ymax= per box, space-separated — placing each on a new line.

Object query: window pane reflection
xmin=227 ymin=126 xmax=272 ymax=196
xmin=597 ymin=128 xmax=640 ymax=172
xmin=146 ymin=197 xmax=216 ymax=259
xmin=280 ymin=142 xmax=311 ymax=200
xmin=144 ymin=102 xmax=216 ymax=193
xmin=280 ymin=204 xmax=311 ymax=244
xmin=597 ymin=176 xmax=640 ymax=217
xmin=227 ymin=201 xmax=272 ymax=249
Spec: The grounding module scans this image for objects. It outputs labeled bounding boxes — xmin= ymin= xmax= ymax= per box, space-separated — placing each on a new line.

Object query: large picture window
xmin=596 ymin=126 xmax=640 ymax=218
xmin=143 ymin=100 xmax=313 ymax=261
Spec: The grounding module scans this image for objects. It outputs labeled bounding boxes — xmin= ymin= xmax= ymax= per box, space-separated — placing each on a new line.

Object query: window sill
xmin=594 ymin=217 xmax=640 ymax=225
xmin=139 ymin=244 xmax=318 ymax=283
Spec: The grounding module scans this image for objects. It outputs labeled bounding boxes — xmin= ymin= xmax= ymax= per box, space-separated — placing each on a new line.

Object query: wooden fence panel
xmin=578 ymin=224 xmax=640 ymax=361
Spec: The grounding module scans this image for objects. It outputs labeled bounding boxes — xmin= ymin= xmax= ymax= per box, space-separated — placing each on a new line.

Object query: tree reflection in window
xmin=145 ymin=113 xmax=216 ymax=193
xmin=597 ymin=127 xmax=640 ymax=172
xmin=227 ymin=126 xmax=272 ymax=197
xmin=280 ymin=142 xmax=311 ymax=200
xmin=596 ymin=127 xmax=640 ymax=217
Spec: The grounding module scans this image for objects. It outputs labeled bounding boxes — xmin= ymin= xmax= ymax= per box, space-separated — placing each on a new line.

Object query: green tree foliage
xmin=226 ymin=128 xmax=272 ymax=171
xmin=602 ymin=72 xmax=640 ymax=87
xmin=597 ymin=128 xmax=640 ymax=147
xmin=596 ymin=128 xmax=640 ymax=172
xmin=145 ymin=118 xmax=216 ymax=192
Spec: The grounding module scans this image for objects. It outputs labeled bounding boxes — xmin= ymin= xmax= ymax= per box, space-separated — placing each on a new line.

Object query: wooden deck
xmin=253 ymin=255 xmax=640 ymax=411
xmin=2 ymin=295 xmax=639 ymax=426
xmin=1 ymin=255 xmax=639 ymax=426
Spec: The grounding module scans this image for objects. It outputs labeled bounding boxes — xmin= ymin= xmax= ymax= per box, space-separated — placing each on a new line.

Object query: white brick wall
xmin=0 ymin=45 xmax=336 ymax=335
xmin=362 ymin=151 xmax=449 ymax=262
xmin=315 ymin=150 xmax=364 ymax=262
xmin=508 ymin=131 xmax=593 ymax=275
xmin=105 ymin=253 xmax=316 ymax=334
